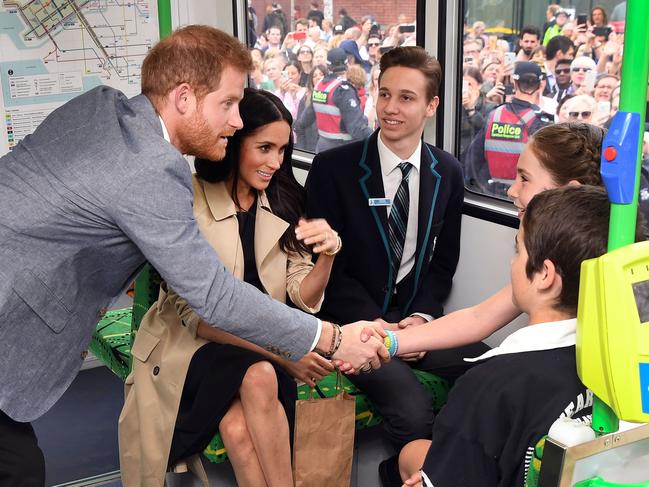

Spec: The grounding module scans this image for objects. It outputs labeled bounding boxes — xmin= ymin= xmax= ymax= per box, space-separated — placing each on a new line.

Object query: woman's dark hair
xmin=463 ymin=66 xmax=483 ymax=85
xmin=285 ymin=59 xmax=304 ymax=78
xmin=194 ymin=88 xmax=308 ymax=254
xmin=529 ymin=122 xmax=605 ymax=187
xmin=303 ymin=64 xmax=329 ymax=106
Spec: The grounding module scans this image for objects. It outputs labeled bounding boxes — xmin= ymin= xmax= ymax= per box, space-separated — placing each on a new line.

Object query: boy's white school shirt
xmin=420 ymin=318 xmax=577 ymax=487
xmin=464 ymin=318 xmax=577 ymax=362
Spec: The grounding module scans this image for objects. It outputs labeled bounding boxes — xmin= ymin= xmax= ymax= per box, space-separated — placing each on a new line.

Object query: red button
xmin=604 ymin=146 xmax=617 ymax=161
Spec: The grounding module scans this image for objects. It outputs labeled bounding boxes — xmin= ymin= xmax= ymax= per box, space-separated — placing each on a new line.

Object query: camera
xmin=399 ymin=24 xmax=415 ymax=34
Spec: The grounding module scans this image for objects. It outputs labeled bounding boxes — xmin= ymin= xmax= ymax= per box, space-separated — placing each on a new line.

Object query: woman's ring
xmin=360 ymin=363 xmax=372 ymax=373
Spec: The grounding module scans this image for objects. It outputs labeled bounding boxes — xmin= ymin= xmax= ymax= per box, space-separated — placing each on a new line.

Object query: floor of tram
xmin=34 ymin=359 xmax=392 ymax=486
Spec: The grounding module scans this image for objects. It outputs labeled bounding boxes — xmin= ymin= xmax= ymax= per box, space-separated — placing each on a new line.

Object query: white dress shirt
xmin=378 ymin=133 xmax=432 ymax=322
xmin=377 ymin=132 xmax=421 ymax=284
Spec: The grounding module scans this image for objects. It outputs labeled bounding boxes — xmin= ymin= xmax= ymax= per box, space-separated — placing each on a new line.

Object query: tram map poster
xmin=0 ymin=0 xmax=160 ymax=156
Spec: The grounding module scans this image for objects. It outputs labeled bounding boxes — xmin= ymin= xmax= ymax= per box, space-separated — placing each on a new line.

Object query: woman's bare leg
xmin=219 ymin=398 xmax=268 ymax=487
xmin=239 ymin=361 xmax=293 ymax=487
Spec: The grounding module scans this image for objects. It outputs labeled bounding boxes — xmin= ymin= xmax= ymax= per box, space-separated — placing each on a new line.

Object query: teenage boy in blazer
xmin=306 ymin=46 xmax=489 ymax=486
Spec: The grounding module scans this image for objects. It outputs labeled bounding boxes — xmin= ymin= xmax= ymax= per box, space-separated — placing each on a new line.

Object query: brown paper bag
xmin=293 ymin=373 xmax=356 ymax=487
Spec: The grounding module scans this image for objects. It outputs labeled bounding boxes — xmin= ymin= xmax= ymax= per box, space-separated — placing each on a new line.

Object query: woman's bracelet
xmin=323 ymin=235 xmax=342 ymax=256
xmin=322 ymin=323 xmax=342 ymax=358
xmin=383 ymin=330 xmax=399 ymax=358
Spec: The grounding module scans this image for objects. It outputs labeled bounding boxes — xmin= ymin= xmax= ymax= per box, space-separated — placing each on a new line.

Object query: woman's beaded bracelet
xmin=322 ymin=323 xmax=342 ymax=358
xmin=383 ymin=330 xmax=399 ymax=358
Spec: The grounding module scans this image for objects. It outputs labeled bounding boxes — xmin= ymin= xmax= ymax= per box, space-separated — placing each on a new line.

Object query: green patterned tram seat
xmin=89 ymin=264 xmax=450 ymax=464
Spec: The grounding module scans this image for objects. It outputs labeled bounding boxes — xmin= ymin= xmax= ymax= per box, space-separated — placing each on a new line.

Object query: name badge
xmin=368 ymin=198 xmax=392 ymax=207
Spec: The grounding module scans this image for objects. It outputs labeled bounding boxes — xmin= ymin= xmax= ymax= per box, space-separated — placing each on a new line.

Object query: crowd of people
xmin=245 ymin=2 xmax=649 ymax=216
xmin=460 ymin=3 xmax=649 ymax=205
xmin=246 ymin=1 xmax=417 ymax=152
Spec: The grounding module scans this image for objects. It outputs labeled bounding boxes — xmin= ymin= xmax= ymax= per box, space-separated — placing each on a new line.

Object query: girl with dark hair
xmin=295 ymin=64 xmax=328 ymax=151
xmin=296 ymin=45 xmax=314 ymax=86
xmin=461 ymin=65 xmax=496 ymax=153
xmin=279 ymin=60 xmax=307 ymax=120
xmin=124 ymin=88 xmax=340 ymax=486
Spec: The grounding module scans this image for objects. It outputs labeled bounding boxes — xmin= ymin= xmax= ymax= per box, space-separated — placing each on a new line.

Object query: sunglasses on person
xmin=555 ymin=68 xmax=571 ymax=74
xmin=299 ymin=49 xmax=312 ymax=54
xmin=568 ymin=111 xmax=592 ymax=119
xmin=368 ymin=42 xmax=381 ymax=47
xmin=571 ymin=67 xmax=592 ymax=73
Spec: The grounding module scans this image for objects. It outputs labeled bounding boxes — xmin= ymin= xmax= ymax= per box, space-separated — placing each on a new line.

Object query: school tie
xmin=388 ymin=162 xmax=413 ymax=282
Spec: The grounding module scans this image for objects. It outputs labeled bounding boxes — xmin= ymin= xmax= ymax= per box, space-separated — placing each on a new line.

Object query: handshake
xmin=314 ymin=321 xmax=392 ymax=374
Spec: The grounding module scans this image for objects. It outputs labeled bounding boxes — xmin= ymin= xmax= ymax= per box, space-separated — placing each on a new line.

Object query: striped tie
xmin=388 ymin=162 xmax=412 ymax=282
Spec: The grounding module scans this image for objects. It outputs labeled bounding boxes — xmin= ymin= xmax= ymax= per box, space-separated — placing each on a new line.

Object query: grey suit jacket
xmin=0 ymin=86 xmax=318 ymax=422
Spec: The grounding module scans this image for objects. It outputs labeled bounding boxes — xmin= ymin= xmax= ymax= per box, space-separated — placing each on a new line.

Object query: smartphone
xmin=281 ymin=70 xmax=289 ymax=81
xmin=291 ymin=31 xmax=306 ymax=41
xmin=577 ymin=13 xmax=588 ymax=26
xmin=505 ymin=52 xmax=517 ymax=64
xmin=597 ymin=101 xmax=611 ymax=115
xmin=597 ymin=101 xmax=611 ymax=117
xmin=463 ymin=56 xmax=474 ymax=65
xmin=593 ymin=26 xmax=612 ymax=38
xmin=504 ymin=84 xmax=515 ymax=96
xmin=399 ymin=24 xmax=416 ymax=33
xmin=585 ymin=70 xmax=596 ymax=92
xmin=462 ymin=79 xmax=470 ymax=97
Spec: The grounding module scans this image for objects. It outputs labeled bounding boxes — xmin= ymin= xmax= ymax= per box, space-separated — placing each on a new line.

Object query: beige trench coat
xmin=118 ymin=177 xmax=321 ymax=486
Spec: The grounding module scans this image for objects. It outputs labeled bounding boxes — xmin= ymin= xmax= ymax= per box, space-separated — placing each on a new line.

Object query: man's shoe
xmin=378 ymin=454 xmax=402 ymax=487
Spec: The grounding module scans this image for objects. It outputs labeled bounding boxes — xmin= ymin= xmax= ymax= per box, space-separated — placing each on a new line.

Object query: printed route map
xmin=0 ymin=0 xmax=160 ymax=155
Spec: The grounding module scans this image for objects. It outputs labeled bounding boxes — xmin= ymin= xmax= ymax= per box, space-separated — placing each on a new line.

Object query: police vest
xmin=484 ymin=105 xmax=537 ymax=182
xmin=312 ymin=78 xmax=352 ymax=141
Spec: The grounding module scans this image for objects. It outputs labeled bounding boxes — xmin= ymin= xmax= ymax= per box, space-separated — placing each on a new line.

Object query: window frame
xmin=236 ymin=0 xmax=520 ymax=228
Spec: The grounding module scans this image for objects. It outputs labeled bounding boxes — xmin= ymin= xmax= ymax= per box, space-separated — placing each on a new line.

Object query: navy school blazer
xmin=305 ymin=130 xmax=464 ymax=324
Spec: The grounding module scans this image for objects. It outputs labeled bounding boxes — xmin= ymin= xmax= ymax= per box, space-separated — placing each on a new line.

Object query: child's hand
xmin=402 ymin=471 xmax=423 ymax=486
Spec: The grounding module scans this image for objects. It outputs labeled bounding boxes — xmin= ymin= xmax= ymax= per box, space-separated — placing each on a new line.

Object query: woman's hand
xmin=295 ymin=218 xmax=340 ymax=255
xmin=486 ymin=82 xmax=505 ymax=104
xmin=281 ymin=352 xmax=334 ymax=387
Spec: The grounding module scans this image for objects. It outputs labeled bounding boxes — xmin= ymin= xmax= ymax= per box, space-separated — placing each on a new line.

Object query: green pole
xmin=157 ymin=0 xmax=173 ymax=39
xmin=592 ymin=0 xmax=649 ymax=435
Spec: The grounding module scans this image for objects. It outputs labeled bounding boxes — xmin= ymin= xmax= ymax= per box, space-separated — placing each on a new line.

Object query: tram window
xmin=459 ymin=0 xmax=627 ymax=201
xmin=245 ymin=0 xmax=420 ymax=155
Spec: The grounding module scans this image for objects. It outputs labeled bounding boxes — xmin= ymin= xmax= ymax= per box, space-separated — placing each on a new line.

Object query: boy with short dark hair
xmin=398 ymin=185 xmax=645 ymax=486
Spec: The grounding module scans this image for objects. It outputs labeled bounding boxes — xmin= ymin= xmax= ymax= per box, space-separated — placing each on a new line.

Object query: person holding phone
xmin=569 ymin=56 xmax=597 ymax=95
xmin=279 ymin=61 xmax=307 ymax=119
xmin=461 ymin=66 xmax=496 ymax=154
xmin=463 ymin=62 xmax=553 ymax=198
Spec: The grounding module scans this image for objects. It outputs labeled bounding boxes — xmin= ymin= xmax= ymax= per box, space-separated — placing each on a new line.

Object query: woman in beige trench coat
xmin=119 ymin=89 xmax=341 ymax=487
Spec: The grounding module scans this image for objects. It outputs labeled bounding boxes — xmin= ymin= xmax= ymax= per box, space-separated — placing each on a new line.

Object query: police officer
xmin=295 ymin=48 xmax=372 ymax=152
xmin=463 ymin=61 xmax=553 ymax=197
